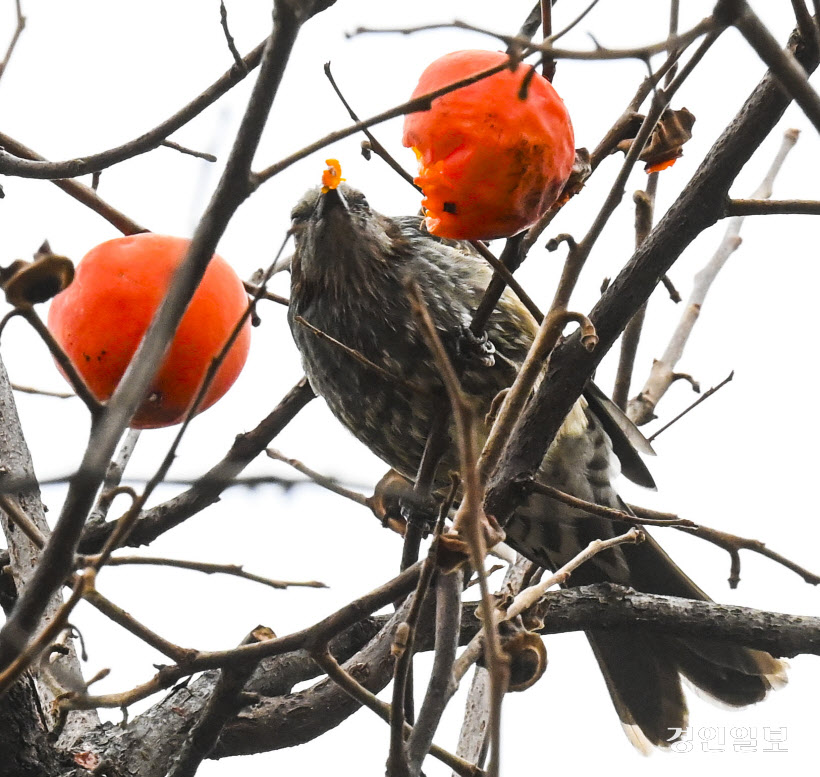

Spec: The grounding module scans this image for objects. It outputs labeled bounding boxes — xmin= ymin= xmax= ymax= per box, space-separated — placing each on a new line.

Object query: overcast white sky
xmin=1 ymin=2 xmax=818 ymax=775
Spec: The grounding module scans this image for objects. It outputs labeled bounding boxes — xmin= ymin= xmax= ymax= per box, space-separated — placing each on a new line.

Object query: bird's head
xmin=288 ymin=183 xmax=408 ymax=300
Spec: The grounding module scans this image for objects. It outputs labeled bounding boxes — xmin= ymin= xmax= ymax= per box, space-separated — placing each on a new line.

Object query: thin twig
xmin=453 ymin=529 xmax=644 ymax=682
xmin=312 ymin=647 xmax=482 ymax=777
xmin=646 ymin=371 xmax=734 ymax=442
xmin=160 ymin=139 xmax=217 ymax=163
xmin=10 ymin=383 xmax=74 ymax=399
xmin=323 ymin=62 xmax=417 ymax=189
xmin=0 ymin=37 xmax=268 ymax=180
xmin=90 ymin=554 xmax=327 ymax=590
xmin=352 ymin=17 xmax=720 ymax=64
xmin=89 ymin=428 xmax=141 ymax=524
xmin=266 ymin=449 xmax=368 ymax=507
xmin=678 ymin=524 xmax=820 ymax=589
xmin=294 ymin=315 xmax=428 ymax=395
xmin=548 ymin=0 xmax=601 ymax=45
xmin=468 ymin=239 xmax=543 ymax=324
xmin=527 ymin=482 xmax=693 ymax=528
xmin=219 ymin=0 xmax=247 ymax=74
xmin=0 ymin=0 xmax=25 ymax=82
xmin=612 ymin=184 xmax=655 ymax=409
xmin=406 ymin=282 xmax=507 ymax=777
xmin=254 ymin=58 xmax=515 ymax=184
xmin=388 ymin=543 xmax=439 ymax=777
xmin=83 ymin=588 xmax=195 ymax=663
xmin=725 ymin=197 xmax=820 ymax=215
xmin=243 ymin=280 xmax=289 ymax=306
xmin=19 ymin=307 xmax=103 ymax=415
xmin=57 ymin=561 xmax=422 ymax=712
xmin=0 ymin=495 xmax=46 ymax=548
xmin=0 ymin=132 xmax=146 ymax=235
xmin=541 ymin=0 xmax=555 ymax=81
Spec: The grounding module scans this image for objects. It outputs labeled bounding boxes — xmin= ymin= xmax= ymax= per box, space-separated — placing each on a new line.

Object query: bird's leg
xmin=400 ymin=411 xmax=449 ymax=571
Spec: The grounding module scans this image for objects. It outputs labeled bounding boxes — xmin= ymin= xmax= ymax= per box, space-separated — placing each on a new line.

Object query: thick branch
xmin=486 ymin=21 xmax=820 ymax=524
xmin=723 ymin=0 xmax=820 ymax=134
xmin=0 ymin=2 xmax=304 ymax=682
xmin=531 ymin=584 xmax=820 ymax=657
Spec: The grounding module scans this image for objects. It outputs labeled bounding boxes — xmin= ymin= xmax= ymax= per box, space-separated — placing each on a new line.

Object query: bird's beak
xmin=316 ymin=185 xmax=349 ymax=218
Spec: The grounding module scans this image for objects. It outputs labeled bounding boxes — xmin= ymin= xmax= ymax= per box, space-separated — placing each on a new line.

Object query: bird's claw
xmin=457 ymin=325 xmax=496 ymax=368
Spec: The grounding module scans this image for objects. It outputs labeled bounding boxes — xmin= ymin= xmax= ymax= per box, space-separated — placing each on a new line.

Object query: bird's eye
xmin=350 ymin=192 xmax=369 ymax=211
xmin=290 ymin=205 xmax=310 ymax=224
xmin=291 ymin=188 xmax=322 ymax=223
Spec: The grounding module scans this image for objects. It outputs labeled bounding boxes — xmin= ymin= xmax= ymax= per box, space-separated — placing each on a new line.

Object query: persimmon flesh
xmin=47 ymin=234 xmax=251 ymax=429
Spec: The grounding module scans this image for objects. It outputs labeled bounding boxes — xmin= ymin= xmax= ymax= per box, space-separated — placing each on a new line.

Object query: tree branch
xmin=485 ymin=20 xmax=820 ymax=526
xmin=0 ymin=0 xmax=305 ymax=685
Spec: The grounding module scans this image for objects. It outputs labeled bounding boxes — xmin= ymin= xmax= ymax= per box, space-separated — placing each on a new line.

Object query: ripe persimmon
xmin=47 ymin=234 xmax=251 ymax=429
xmin=403 ymin=50 xmax=575 ymax=240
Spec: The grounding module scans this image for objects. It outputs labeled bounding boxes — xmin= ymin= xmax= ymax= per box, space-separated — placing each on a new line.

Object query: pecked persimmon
xmin=402 ymin=50 xmax=575 ymax=240
xmin=47 ymin=234 xmax=251 ymax=429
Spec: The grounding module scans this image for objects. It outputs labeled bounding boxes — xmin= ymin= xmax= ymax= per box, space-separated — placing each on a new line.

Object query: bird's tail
xmin=585 ymin=531 xmax=786 ymax=750
xmin=503 ymin=404 xmax=786 ymax=750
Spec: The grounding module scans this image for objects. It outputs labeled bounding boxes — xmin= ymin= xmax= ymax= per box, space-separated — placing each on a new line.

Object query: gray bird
xmin=286 ymin=182 xmax=786 ymax=750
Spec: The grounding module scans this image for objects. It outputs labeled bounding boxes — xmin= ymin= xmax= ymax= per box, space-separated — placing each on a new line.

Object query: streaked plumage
xmin=287 ymin=183 xmax=785 ymax=749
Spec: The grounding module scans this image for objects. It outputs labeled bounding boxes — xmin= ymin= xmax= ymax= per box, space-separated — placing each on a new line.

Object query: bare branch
xmin=159 ymin=140 xmax=217 ymax=163
xmin=0 ymin=38 xmax=267 ymax=180
xmin=723 ymin=0 xmax=820 ymax=134
xmin=57 ymin=562 xmax=422 ymax=712
xmin=219 ymin=0 xmax=247 ymax=74
xmin=0 ymin=0 xmax=25 ymax=83
xmin=93 ymin=554 xmax=327 ymax=590
xmin=725 ymin=196 xmax=820 ymax=215
xmin=324 ymin=62 xmax=418 ymax=189
xmin=628 ymin=128 xmax=799 ymax=425
xmin=166 ymin=628 xmax=271 ymax=777
xmin=254 ymin=58 xmax=514 ymax=184
xmin=10 ymin=383 xmax=73 ymax=399
xmin=352 ymin=17 xmax=721 ymax=64
xmin=0 ymin=133 xmax=146 ymax=234
xmin=646 ymin=371 xmax=734 ymax=442
xmin=486 ymin=21 xmax=820 ymax=537
xmin=407 ymin=569 xmax=463 ymax=774
xmin=0 ymin=3 xmax=305 ymax=684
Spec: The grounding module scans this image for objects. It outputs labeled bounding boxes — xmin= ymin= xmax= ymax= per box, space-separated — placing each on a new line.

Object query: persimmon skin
xmin=403 ymin=50 xmax=575 ymax=240
xmin=47 ymin=234 xmax=251 ymax=429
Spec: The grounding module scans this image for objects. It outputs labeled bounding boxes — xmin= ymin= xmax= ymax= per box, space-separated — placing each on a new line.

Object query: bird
xmin=284 ymin=181 xmax=786 ymax=751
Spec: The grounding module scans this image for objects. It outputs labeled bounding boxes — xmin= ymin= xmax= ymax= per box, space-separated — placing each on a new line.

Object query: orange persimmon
xmin=47 ymin=234 xmax=251 ymax=429
xmin=403 ymin=50 xmax=575 ymax=240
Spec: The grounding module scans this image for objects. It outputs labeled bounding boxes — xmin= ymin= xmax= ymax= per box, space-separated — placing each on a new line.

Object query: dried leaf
xmin=555 ymin=147 xmax=592 ymax=204
xmin=615 ymin=108 xmax=696 ymax=173
xmin=1 ymin=246 xmax=74 ymax=307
